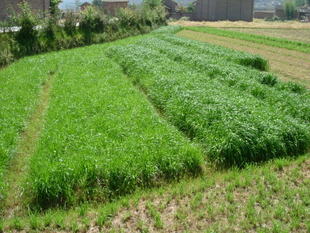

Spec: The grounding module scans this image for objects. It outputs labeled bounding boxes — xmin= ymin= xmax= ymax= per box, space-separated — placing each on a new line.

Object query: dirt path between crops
xmin=177 ymin=30 xmax=310 ymax=88
xmin=3 ymin=74 xmax=54 ymax=218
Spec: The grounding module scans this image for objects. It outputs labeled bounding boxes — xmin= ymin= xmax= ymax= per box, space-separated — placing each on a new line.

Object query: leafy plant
xmin=14 ymin=1 xmax=39 ymax=56
xmin=284 ymin=0 xmax=296 ymax=20
xmin=79 ymin=6 xmax=106 ymax=43
xmin=64 ymin=11 xmax=78 ymax=36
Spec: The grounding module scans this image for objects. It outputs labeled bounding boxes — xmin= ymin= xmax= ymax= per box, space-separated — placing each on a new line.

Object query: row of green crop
xmin=157 ymin=34 xmax=269 ymax=71
xmin=27 ymin=42 xmax=203 ymax=208
xmin=0 ymin=55 xmax=57 ymax=205
xmin=186 ymin=26 xmax=310 ymax=53
xmin=144 ymin=35 xmax=309 ymax=123
xmin=107 ymin=35 xmax=310 ymax=167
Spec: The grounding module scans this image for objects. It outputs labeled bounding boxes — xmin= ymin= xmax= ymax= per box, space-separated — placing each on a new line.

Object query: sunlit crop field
xmin=0 ymin=26 xmax=309 ymax=232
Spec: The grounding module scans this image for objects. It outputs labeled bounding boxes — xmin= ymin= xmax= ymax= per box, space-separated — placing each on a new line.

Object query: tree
xmin=294 ymin=0 xmax=305 ymax=7
xmin=284 ymin=0 xmax=296 ymax=20
xmin=187 ymin=2 xmax=195 ymax=13
xmin=15 ymin=1 xmax=39 ymax=55
xmin=143 ymin=0 xmax=162 ymax=9
xmin=93 ymin=0 xmax=102 ymax=7
xmin=50 ymin=0 xmax=62 ymax=16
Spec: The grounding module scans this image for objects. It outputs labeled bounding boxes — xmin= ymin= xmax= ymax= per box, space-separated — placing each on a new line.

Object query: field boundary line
xmin=2 ymin=73 xmax=55 ymax=218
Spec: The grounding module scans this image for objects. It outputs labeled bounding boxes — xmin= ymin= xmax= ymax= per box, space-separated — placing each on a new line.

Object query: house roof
xmin=80 ymin=2 xmax=91 ymax=6
xmin=102 ymin=0 xmax=128 ymax=2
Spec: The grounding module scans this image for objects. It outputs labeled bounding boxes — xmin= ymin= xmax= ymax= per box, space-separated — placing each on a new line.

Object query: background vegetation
xmin=0 ymin=0 xmax=167 ymax=67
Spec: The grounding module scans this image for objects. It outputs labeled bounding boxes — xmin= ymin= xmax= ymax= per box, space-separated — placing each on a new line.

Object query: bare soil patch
xmin=177 ymin=30 xmax=310 ymax=87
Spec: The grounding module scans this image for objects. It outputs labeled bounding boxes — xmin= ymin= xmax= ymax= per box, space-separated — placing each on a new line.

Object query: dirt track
xmin=177 ymin=30 xmax=310 ymax=87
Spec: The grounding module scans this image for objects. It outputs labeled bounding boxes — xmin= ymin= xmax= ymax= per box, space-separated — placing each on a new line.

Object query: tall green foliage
xmin=284 ymin=0 xmax=296 ymax=20
xmin=14 ymin=1 xmax=39 ymax=56
xmin=50 ymin=0 xmax=62 ymax=16
xmin=143 ymin=0 xmax=162 ymax=9
xmin=294 ymin=0 xmax=305 ymax=6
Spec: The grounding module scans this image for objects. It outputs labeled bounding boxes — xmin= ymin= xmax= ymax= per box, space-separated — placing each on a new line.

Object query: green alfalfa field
xmin=0 ymin=26 xmax=309 ymax=232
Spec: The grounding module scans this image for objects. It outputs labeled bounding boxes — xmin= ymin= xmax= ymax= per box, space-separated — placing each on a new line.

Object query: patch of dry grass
xmin=170 ymin=19 xmax=310 ymax=29
xmin=224 ymin=28 xmax=310 ymax=43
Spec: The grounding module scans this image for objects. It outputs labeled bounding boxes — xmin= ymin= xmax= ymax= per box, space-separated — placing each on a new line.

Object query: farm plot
xmin=0 ymin=55 xmax=58 ymax=204
xmin=178 ymin=29 xmax=310 ymax=87
xmin=27 ymin=45 xmax=203 ymax=208
xmin=224 ymin=28 xmax=310 ymax=44
xmin=107 ymin=34 xmax=310 ymax=167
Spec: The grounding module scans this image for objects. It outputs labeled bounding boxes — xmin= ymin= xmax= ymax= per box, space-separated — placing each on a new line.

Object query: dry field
xmin=224 ymin=28 xmax=310 ymax=43
xmin=170 ymin=19 xmax=310 ymax=29
xmin=177 ymin=29 xmax=310 ymax=87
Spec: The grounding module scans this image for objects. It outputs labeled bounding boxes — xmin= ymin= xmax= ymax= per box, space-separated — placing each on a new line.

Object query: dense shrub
xmin=118 ymin=8 xmax=140 ymax=29
xmin=0 ymin=1 xmax=167 ymax=67
xmin=64 ymin=11 xmax=78 ymax=35
xmin=0 ymin=34 xmax=15 ymax=66
xmin=14 ymin=2 xmax=39 ymax=56
xmin=79 ymin=6 xmax=107 ymax=43
xmin=284 ymin=0 xmax=296 ymax=19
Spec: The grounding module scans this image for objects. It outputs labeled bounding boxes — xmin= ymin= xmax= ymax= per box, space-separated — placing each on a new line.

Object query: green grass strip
xmin=186 ymin=26 xmax=310 ymax=53
xmin=0 ymin=55 xmax=58 ymax=205
xmin=28 ymin=41 xmax=203 ymax=208
xmin=107 ymin=34 xmax=310 ymax=167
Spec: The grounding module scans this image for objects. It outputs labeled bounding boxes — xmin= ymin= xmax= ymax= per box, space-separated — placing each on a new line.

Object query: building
xmin=253 ymin=10 xmax=274 ymax=19
xmin=297 ymin=6 xmax=310 ymax=21
xmin=192 ymin=0 xmax=254 ymax=21
xmin=163 ymin=0 xmax=178 ymax=17
xmin=80 ymin=2 xmax=92 ymax=11
xmin=101 ymin=0 xmax=128 ymax=16
xmin=0 ymin=0 xmax=50 ymax=21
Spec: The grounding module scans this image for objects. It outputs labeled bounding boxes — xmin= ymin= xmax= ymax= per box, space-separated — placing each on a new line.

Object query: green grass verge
xmin=107 ymin=34 xmax=310 ymax=167
xmin=0 ymin=55 xmax=58 ymax=204
xmin=27 ymin=40 xmax=203 ymax=208
xmin=186 ymin=26 xmax=310 ymax=53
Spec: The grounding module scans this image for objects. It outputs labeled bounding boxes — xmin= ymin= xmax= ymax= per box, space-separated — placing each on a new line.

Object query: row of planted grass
xmin=107 ymin=33 xmax=310 ymax=167
xmin=0 ymin=55 xmax=58 ymax=207
xmin=145 ymin=35 xmax=309 ymax=123
xmin=156 ymin=33 xmax=269 ymax=71
xmin=186 ymin=26 xmax=310 ymax=53
xmin=27 ymin=41 xmax=203 ymax=208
